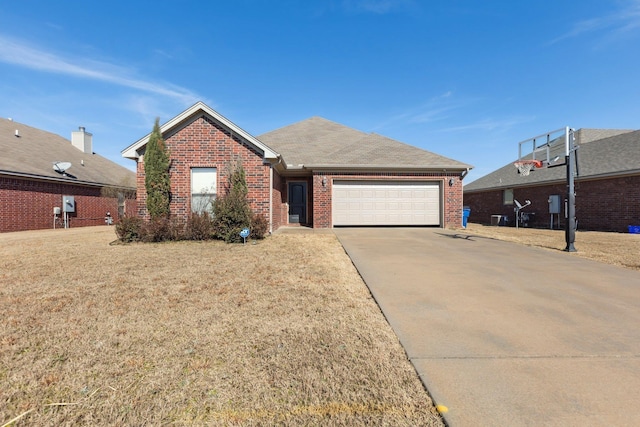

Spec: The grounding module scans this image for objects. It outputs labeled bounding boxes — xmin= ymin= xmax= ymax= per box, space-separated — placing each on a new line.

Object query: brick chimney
xmin=71 ymin=126 xmax=93 ymax=154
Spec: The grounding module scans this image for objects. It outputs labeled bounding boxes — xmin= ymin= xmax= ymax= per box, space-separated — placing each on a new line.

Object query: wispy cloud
xmin=437 ymin=116 xmax=535 ymax=133
xmin=373 ymin=91 xmax=467 ymax=131
xmin=341 ymin=0 xmax=416 ymax=14
xmin=0 ymin=34 xmax=200 ymax=104
xmin=407 ymin=91 xmax=460 ymax=123
xmin=548 ymin=1 xmax=640 ymax=45
xmin=373 ymin=91 xmax=534 ymax=137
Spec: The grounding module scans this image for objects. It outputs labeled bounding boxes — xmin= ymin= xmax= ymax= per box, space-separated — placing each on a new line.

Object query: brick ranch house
xmin=121 ymin=102 xmax=473 ymax=232
xmin=464 ymin=129 xmax=640 ymax=232
xmin=0 ymin=118 xmax=136 ymax=233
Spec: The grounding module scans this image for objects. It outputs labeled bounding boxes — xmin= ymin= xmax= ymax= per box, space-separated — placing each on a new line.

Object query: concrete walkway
xmin=335 ymin=227 xmax=640 ymax=427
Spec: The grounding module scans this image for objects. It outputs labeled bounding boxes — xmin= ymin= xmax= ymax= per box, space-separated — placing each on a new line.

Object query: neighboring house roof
xmin=258 ymin=116 xmax=472 ymax=171
xmin=465 ymin=129 xmax=640 ymax=192
xmin=121 ymin=101 xmax=278 ymax=161
xmin=1 ymin=118 xmax=135 ymax=188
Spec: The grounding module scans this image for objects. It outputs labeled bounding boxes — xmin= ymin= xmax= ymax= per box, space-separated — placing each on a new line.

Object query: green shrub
xmin=115 ymin=216 xmax=143 ymax=242
xmin=145 ymin=118 xmax=171 ymax=220
xmin=212 ymin=162 xmax=252 ymax=243
xmin=212 ymin=193 xmax=251 ymax=243
xmin=185 ymin=212 xmax=214 ymax=240
xmin=141 ymin=217 xmax=180 ymax=242
xmin=250 ymin=213 xmax=269 ymax=239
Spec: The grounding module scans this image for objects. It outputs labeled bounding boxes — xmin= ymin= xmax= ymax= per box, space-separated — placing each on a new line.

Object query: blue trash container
xmin=462 ymin=207 xmax=471 ymax=228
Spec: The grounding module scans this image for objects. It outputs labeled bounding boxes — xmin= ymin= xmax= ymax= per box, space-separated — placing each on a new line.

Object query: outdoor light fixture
xmin=322 ymin=176 xmax=328 ymax=187
xmin=448 ymin=178 xmax=455 ymax=187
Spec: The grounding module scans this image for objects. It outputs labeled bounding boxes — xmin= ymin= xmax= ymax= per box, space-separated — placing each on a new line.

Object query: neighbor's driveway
xmin=335 ymin=228 xmax=640 ymax=427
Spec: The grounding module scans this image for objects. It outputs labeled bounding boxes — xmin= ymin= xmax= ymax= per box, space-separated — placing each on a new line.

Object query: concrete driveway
xmin=335 ymin=227 xmax=640 ymax=427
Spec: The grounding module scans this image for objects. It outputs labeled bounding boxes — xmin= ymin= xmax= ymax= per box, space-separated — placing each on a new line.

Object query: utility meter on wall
xmin=548 ymin=195 xmax=561 ymax=214
xmin=63 ymin=195 xmax=76 ymax=213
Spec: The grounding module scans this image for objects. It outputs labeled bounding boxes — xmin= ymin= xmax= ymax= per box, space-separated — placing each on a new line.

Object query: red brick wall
xmin=576 ymin=176 xmax=640 ymax=231
xmin=311 ymin=172 xmax=464 ymax=229
xmin=0 ymin=176 xmax=133 ymax=232
xmin=463 ymin=175 xmax=640 ymax=232
xmin=136 ymin=161 xmax=146 ymax=218
xmin=135 ymin=116 xmax=271 ymax=224
xmin=464 ymin=183 xmax=565 ymax=228
xmin=271 ymin=169 xmax=286 ymax=231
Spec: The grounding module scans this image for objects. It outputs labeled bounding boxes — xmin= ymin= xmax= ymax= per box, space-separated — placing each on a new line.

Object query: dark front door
xmin=288 ymin=182 xmax=307 ymax=224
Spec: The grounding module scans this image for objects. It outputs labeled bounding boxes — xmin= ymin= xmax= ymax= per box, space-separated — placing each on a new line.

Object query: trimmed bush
xmin=250 ymin=213 xmax=269 ymax=239
xmin=141 ymin=217 xmax=181 ymax=243
xmin=185 ymin=213 xmax=214 ymax=240
xmin=115 ymin=216 xmax=143 ymax=242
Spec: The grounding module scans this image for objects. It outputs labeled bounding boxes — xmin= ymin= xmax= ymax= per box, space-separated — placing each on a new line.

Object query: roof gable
xmin=0 ymin=118 xmax=135 ymax=188
xmin=121 ymin=102 xmax=278 ymax=161
xmin=258 ymin=117 xmax=472 ymax=171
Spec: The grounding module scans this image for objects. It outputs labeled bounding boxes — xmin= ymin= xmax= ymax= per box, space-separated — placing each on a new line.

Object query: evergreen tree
xmin=144 ymin=118 xmax=171 ymax=219
xmin=213 ymin=161 xmax=252 ymax=243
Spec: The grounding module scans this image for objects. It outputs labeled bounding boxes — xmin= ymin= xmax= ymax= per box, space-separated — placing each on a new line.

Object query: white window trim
xmin=191 ymin=167 xmax=217 ymax=214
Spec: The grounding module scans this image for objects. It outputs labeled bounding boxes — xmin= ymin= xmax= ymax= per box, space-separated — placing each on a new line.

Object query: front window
xmin=191 ymin=168 xmax=217 ymax=214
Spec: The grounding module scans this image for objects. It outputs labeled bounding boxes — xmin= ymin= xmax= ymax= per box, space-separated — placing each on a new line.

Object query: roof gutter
xmin=0 ymin=170 xmax=135 ymax=190
xmin=301 ymin=164 xmax=472 ymax=172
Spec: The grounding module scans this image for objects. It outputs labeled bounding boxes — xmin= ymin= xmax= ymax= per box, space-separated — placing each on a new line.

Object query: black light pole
xmin=564 ymin=128 xmax=577 ymax=252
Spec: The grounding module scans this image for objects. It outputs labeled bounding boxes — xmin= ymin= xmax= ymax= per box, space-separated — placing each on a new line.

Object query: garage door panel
xmin=332 ymin=181 xmax=441 ymax=226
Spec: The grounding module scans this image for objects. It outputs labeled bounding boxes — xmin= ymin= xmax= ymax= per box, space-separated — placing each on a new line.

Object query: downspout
xmin=460 ymin=168 xmax=470 ymax=181
xmin=269 ymin=165 xmax=273 ymax=234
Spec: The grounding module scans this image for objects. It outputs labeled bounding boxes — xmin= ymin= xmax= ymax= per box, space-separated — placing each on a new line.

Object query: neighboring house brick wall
xmin=464 ymin=175 xmax=640 ymax=232
xmin=0 ymin=176 xmax=132 ymax=232
xmin=135 ymin=116 xmax=271 ymax=223
xmin=464 ymin=183 xmax=565 ymax=228
xmin=311 ymin=172 xmax=465 ymax=229
xmin=576 ymin=176 xmax=640 ymax=231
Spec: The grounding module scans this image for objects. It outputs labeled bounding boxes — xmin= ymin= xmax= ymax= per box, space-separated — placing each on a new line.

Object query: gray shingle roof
xmin=258 ymin=117 xmax=472 ymax=170
xmin=1 ymin=118 xmax=135 ymax=188
xmin=465 ymin=129 xmax=639 ymax=192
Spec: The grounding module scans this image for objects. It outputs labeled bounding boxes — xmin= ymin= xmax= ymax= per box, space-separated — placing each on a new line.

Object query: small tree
xmin=144 ymin=118 xmax=171 ymax=219
xmin=213 ymin=160 xmax=252 ymax=243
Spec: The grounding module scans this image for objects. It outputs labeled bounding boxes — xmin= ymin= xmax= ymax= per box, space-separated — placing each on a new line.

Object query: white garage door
xmin=332 ymin=181 xmax=441 ymax=226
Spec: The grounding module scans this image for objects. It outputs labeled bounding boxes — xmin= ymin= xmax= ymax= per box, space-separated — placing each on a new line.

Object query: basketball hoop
xmin=514 ymin=160 xmax=543 ymax=176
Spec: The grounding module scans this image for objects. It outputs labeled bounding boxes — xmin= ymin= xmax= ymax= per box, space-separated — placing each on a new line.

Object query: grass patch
xmin=465 ymin=223 xmax=640 ymax=271
xmin=0 ymin=227 xmax=442 ymax=426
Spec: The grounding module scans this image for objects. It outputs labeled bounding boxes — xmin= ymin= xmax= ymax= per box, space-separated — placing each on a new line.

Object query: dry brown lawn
xmin=465 ymin=223 xmax=640 ymax=271
xmin=0 ymin=227 xmax=443 ymax=426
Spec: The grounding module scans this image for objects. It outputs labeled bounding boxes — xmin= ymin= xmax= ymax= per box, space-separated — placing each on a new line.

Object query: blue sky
xmin=1 ymin=1 xmax=639 ymax=183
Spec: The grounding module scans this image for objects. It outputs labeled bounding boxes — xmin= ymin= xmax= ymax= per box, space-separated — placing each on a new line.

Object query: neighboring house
xmin=464 ymin=129 xmax=640 ymax=232
xmin=0 ymin=118 xmax=136 ymax=233
xmin=121 ymin=102 xmax=472 ymax=232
